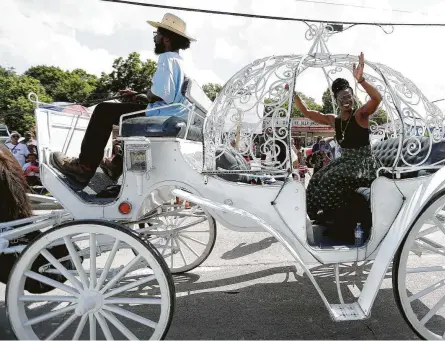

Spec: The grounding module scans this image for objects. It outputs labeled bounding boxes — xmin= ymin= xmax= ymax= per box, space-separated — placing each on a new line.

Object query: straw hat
xmin=148 ymin=13 xmax=196 ymax=42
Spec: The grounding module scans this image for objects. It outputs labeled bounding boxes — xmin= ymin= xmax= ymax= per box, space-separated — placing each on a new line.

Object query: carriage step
xmin=330 ymin=303 xmax=367 ymax=321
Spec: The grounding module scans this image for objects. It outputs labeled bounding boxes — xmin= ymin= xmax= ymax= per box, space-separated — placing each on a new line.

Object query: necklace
xmin=338 ymin=114 xmax=353 ymax=144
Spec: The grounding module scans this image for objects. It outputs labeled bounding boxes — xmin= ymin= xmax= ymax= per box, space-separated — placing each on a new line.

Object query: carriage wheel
xmin=394 ymin=194 xmax=445 ymax=339
xmin=6 ymin=220 xmax=175 ymax=340
xmin=137 ymin=203 xmax=217 ymax=274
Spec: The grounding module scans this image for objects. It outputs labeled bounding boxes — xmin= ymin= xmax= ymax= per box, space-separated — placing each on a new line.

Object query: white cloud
xmin=0 ymin=0 xmax=444 ymax=107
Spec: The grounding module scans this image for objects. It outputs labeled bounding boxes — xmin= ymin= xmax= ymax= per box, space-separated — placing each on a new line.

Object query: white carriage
xmin=1 ymin=22 xmax=445 ymax=340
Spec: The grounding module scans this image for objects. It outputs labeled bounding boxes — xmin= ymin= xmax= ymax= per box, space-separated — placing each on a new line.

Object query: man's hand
xmin=147 ymin=89 xmax=162 ymax=104
xmin=119 ymin=89 xmax=138 ymax=103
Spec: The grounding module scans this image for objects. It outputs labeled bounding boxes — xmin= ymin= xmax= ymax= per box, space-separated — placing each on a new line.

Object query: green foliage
xmin=322 ymin=88 xmax=335 ymax=114
xmin=0 ymin=70 xmax=52 ymax=132
xmin=25 ymin=65 xmax=98 ymax=103
xmin=202 ymin=83 xmax=223 ymax=101
xmin=95 ymin=52 xmax=157 ymax=95
xmin=370 ymin=107 xmax=389 ymax=125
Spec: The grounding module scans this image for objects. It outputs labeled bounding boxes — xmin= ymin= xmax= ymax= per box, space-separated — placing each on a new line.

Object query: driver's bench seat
xmin=120 ymin=79 xmax=212 ymax=141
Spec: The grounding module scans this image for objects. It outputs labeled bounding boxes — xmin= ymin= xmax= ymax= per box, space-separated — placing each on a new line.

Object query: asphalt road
xmin=0 ymin=222 xmax=422 ymax=340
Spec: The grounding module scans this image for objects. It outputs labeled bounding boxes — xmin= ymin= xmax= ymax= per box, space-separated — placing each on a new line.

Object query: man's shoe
xmin=100 ymin=154 xmax=123 ymax=182
xmin=50 ymin=152 xmax=93 ymax=187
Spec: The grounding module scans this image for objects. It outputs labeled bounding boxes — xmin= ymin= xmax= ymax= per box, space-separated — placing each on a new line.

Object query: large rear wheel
xmin=394 ymin=194 xmax=445 ymax=339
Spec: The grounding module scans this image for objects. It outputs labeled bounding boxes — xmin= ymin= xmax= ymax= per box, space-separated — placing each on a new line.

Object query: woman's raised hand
xmin=353 ymin=52 xmax=365 ymax=82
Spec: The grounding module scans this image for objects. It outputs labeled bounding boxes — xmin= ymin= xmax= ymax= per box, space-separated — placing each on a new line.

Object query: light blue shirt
xmin=147 ymin=52 xmax=190 ymax=118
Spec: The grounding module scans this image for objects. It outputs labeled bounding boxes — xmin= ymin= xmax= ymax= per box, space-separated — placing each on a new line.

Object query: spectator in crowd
xmin=312 ymin=136 xmax=322 ymax=153
xmin=23 ymin=153 xmax=41 ymax=187
xmin=5 ymin=131 xmax=29 ymax=167
xmin=311 ymin=140 xmax=333 ymax=173
xmin=21 ymin=131 xmax=38 ymax=155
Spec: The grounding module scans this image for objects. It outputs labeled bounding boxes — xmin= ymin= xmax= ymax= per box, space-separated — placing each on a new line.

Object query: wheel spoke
xmin=25 ymin=271 xmax=79 ymax=296
xmin=45 ymin=312 xmax=77 ymax=340
xmin=100 ymin=255 xmax=142 ymax=294
xmin=95 ymin=239 xmax=120 ymax=291
xmin=90 ymin=234 xmax=97 ymax=290
xmin=180 ymin=234 xmax=208 ymax=246
xmin=24 ymin=304 xmax=77 ymax=326
xmin=180 ymin=229 xmax=210 ymax=233
xmin=177 ymin=235 xmax=199 ymax=257
xmin=63 ymin=236 xmax=89 ymax=290
xmin=409 ymin=279 xmax=445 ymax=302
xmin=89 ymin=313 xmax=96 ymax=340
xmin=103 ymin=275 xmax=156 ymax=299
xmin=95 ymin=312 xmax=114 ymax=341
xmin=414 ymin=240 xmax=445 ymax=256
xmin=100 ymin=310 xmax=139 ymax=340
xmin=432 ymin=216 xmax=445 ymax=235
xmin=103 ymin=304 xmax=157 ymax=329
xmin=40 ymin=249 xmax=83 ymax=292
xmin=161 ymin=238 xmax=171 ymax=256
xmin=420 ymin=295 xmax=445 ymax=325
xmin=73 ymin=314 xmax=88 ymax=341
xmin=174 ymin=238 xmax=188 ymax=266
xmin=417 ymin=225 xmax=440 ymax=238
xmin=104 ymin=297 xmax=162 ymax=305
xmin=170 ymin=238 xmax=174 ymax=269
xmin=19 ymin=295 xmax=77 ymax=302
xmin=173 ymin=218 xmax=207 ymax=232
xmin=406 ymin=266 xmax=445 ymax=273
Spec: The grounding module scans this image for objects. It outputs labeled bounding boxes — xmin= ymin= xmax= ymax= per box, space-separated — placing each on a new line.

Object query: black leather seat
xmin=372 ymin=137 xmax=445 ymax=178
xmin=121 ymin=115 xmax=203 ymax=142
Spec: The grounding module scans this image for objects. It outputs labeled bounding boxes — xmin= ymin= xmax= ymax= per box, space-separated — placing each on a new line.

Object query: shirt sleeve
xmin=22 ymin=163 xmax=29 ymax=172
xmin=150 ymin=54 xmax=176 ymax=104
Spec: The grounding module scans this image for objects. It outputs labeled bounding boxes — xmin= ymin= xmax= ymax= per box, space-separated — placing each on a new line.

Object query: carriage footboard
xmin=172 ymin=189 xmax=368 ymax=321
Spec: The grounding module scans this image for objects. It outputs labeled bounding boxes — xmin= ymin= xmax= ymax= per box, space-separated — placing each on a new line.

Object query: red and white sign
xmin=291 ymin=118 xmax=333 ymax=131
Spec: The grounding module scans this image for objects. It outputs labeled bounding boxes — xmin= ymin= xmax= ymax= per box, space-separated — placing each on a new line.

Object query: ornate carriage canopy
xmin=202 ymin=24 xmax=444 ymax=175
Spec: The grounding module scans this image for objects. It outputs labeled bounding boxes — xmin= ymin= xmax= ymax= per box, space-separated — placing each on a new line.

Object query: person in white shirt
xmin=5 ymin=131 xmax=29 ymax=167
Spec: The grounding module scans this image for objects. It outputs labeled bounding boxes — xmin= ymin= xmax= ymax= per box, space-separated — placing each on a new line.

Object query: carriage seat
xmin=372 ymin=137 xmax=445 ymax=178
xmin=121 ymin=79 xmax=212 ymax=141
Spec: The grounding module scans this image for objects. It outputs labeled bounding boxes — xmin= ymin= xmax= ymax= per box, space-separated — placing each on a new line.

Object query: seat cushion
xmin=121 ymin=116 xmax=203 ymax=141
xmin=372 ymin=137 xmax=445 ymax=178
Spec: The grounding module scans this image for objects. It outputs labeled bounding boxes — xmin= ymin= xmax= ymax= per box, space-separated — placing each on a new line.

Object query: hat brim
xmin=148 ymin=20 xmax=196 ymax=42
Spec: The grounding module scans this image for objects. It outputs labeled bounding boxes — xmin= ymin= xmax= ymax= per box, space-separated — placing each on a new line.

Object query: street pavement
xmin=0 ymin=220 xmax=421 ymax=340
xmin=163 ymin=225 xmax=419 ymax=340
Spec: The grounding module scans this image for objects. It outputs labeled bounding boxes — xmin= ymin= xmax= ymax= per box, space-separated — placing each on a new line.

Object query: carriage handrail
xmin=28 ymin=92 xmax=92 ymax=116
xmin=377 ymin=165 xmax=445 ymax=177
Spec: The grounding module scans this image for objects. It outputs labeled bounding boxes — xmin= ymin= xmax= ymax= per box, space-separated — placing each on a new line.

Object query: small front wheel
xmin=7 ymin=220 xmax=175 ymax=340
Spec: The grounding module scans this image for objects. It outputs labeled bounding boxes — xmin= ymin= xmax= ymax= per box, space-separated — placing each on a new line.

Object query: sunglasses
xmin=11 ymin=135 xmax=19 ymax=138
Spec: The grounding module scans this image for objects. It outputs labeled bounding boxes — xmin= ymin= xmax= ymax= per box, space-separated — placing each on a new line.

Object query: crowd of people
xmin=3 ymin=130 xmax=42 ymax=190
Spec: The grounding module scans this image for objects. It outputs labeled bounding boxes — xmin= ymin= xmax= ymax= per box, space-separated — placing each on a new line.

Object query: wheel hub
xmin=75 ymin=290 xmax=103 ymax=316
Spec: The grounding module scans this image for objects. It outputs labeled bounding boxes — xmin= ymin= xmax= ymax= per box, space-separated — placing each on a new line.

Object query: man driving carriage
xmin=50 ymin=13 xmax=196 ymax=188
xmin=291 ymin=53 xmax=382 ymax=223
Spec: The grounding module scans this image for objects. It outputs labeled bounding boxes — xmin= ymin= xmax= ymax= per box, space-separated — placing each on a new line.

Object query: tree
xmin=370 ymin=107 xmax=389 ymax=125
xmin=95 ymin=52 xmax=157 ymax=95
xmin=0 ymin=67 xmax=52 ymax=132
xmin=25 ymin=65 xmax=98 ymax=103
xmin=289 ymin=92 xmax=323 ymax=118
xmin=322 ymin=88 xmax=335 ymax=114
xmin=202 ymin=83 xmax=223 ymax=101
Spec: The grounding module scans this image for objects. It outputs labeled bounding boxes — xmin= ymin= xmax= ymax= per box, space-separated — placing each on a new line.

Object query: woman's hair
xmin=332 ymin=78 xmax=353 ymax=99
xmin=158 ymin=27 xmax=191 ymax=51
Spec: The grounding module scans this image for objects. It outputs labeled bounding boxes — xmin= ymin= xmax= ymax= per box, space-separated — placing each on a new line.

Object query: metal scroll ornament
xmin=203 ymin=24 xmax=445 ymax=174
